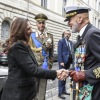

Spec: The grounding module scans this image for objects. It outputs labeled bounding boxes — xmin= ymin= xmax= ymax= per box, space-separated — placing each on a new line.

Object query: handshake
xmin=56 ymin=69 xmax=86 ymax=82
xmin=56 ymin=69 xmax=69 ymax=80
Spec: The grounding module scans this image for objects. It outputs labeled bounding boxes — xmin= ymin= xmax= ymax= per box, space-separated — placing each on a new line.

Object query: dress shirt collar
xmin=79 ymin=24 xmax=88 ymax=36
xmin=35 ymin=29 xmax=48 ymax=37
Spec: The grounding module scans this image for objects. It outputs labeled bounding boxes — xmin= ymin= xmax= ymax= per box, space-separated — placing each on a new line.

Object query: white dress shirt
xmin=65 ymin=38 xmax=71 ymax=51
xmin=35 ymin=30 xmax=48 ymax=37
xmin=79 ymin=24 xmax=88 ymax=36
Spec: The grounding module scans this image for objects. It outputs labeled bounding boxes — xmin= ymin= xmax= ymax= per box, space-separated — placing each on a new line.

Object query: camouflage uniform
xmin=29 ymin=13 xmax=54 ymax=100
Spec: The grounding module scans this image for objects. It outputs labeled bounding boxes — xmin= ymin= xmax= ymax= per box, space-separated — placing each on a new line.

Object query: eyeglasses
xmin=37 ymin=21 xmax=45 ymax=24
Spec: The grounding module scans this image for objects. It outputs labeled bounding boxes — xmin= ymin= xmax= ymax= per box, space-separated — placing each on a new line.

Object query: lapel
xmin=27 ymin=46 xmax=38 ymax=66
xmin=42 ymin=36 xmax=48 ymax=52
xmin=63 ymin=38 xmax=69 ymax=46
xmin=42 ymin=32 xmax=51 ymax=44
xmin=42 ymin=33 xmax=50 ymax=51
xmin=36 ymin=32 xmax=49 ymax=44
xmin=63 ymin=38 xmax=66 ymax=45
xmin=36 ymin=37 xmax=42 ymax=44
xmin=74 ymin=23 xmax=92 ymax=50
xmin=43 ymin=37 xmax=49 ymax=44
xmin=35 ymin=31 xmax=43 ymax=44
xmin=35 ymin=33 xmax=49 ymax=52
xmin=69 ymin=40 xmax=72 ymax=48
xmin=63 ymin=38 xmax=69 ymax=49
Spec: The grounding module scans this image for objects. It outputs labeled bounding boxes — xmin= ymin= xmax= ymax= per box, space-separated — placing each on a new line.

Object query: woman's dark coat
xmin=1 ymin=42 xmax=56 ymax=100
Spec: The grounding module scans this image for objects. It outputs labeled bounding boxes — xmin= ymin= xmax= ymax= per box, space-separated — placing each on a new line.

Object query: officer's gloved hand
xmin=69 ymin=71 xmax=86 ymax=82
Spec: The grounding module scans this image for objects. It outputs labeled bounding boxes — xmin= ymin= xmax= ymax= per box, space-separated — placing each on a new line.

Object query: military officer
xmin=64 ymin=6 xmax=100 ymax=100
xmin=29 ymin=13 xmax=54 ymax=100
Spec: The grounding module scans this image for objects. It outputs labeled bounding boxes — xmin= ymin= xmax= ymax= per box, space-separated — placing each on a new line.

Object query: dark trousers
xmin=58 ymin=62 xmax=70 ymax=95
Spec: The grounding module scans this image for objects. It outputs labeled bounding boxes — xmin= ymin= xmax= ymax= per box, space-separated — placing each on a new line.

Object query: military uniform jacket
xmin=1 ymin=41 xmax=56 ymax=100
xmin=74 ymin=23 xmax=100 ymax=100
xmin=29 ymin=31 xmax=54 ymax=68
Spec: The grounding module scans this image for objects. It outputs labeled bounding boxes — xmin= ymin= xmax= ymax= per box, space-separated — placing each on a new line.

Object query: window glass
xmin=41 ymin=0 xmax=47 ymax=8
xmin=62 ymin=0 xmax=67 ymax=16
xmin=1 ymin=20 xmax=10 ymax=42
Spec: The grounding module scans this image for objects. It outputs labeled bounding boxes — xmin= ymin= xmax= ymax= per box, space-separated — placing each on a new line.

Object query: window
xmin=98 ymin=2 xmax=100 ymax=12
xmin=41 ymin=0 xmax=47 ymax=8
xmin=98 ymin=20 xmax=100 ymax=29
xmin=1 ymin=20 xmax=10 ymax=42
xmin=95 ymin=0 xmax=97 ymax=10
xmin=62 ymin=0 xmax=67 ymax=16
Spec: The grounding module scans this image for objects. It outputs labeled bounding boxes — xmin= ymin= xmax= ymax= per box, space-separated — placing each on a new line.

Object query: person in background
xmin=1 ymin=17 xmax=68 ymax=100
xmin=28 ymin=13 xmax=54 ymax=100
xmin=58 ymin=30 xmax=74 ymax=99
xmin=64 ymin=6 xmax=100 ymax=100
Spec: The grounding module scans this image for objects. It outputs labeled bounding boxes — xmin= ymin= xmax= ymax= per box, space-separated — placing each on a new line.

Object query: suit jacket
xmin=29 ymin=32 xmax=54 ymax=68
xmin=58 ymin=38 xmax=73 ymax=64
xmin=74 ymin=23 xmax=100 ymax=100
xmin=1 ymin=41 xmax=56 ymax=100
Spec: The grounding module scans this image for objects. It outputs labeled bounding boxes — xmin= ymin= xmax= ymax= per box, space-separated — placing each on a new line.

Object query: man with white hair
xmin=64 ymin=6 xmax=100 ymax=100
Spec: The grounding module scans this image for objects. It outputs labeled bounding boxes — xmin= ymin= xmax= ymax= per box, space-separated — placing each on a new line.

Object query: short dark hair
xmin=62 ymin=30 xmax=71 ymax=38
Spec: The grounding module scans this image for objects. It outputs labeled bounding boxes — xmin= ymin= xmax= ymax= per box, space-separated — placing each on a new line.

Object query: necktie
xmin=67 ymin=40 xmax=71 ymax=51
xmin=67 ymin=40 xmax=72 ymax=62
xmin=40 ymin=33 xmax=44 ymax=39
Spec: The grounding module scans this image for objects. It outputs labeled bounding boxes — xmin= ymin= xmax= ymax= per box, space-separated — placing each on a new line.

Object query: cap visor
xmin=64 ymin=18 xmax=68 ymax=22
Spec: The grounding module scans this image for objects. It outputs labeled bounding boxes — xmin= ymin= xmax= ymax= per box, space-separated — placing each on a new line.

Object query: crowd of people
xmin=0 ymin=5 xmax=100 ymax=100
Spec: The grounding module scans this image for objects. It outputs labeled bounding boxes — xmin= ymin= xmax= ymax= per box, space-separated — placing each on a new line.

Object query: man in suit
xmin=64 ymin=6 xmax=100 ymax=100
xmin=58 ymin=30 xmax=73 ymax=99
xmin=29 ymin=13 xmax=54 ymax=100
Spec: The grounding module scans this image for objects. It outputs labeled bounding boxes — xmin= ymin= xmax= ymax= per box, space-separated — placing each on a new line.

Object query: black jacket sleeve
xmin=85 ymin=31 xmax=100 ymax=85
xmin=11 ymin=42 xmax=57 ymax=80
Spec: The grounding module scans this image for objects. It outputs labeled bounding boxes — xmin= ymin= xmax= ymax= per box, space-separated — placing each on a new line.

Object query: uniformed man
xmin=29 ymin=13 xmax=54 ymax=100
xmin=64 ymin=6 xmax=100 ymax=100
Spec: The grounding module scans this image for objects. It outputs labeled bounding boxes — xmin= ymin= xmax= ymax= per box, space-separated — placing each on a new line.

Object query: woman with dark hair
xmin=1 ymin=17 xmax=67 ymax=100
